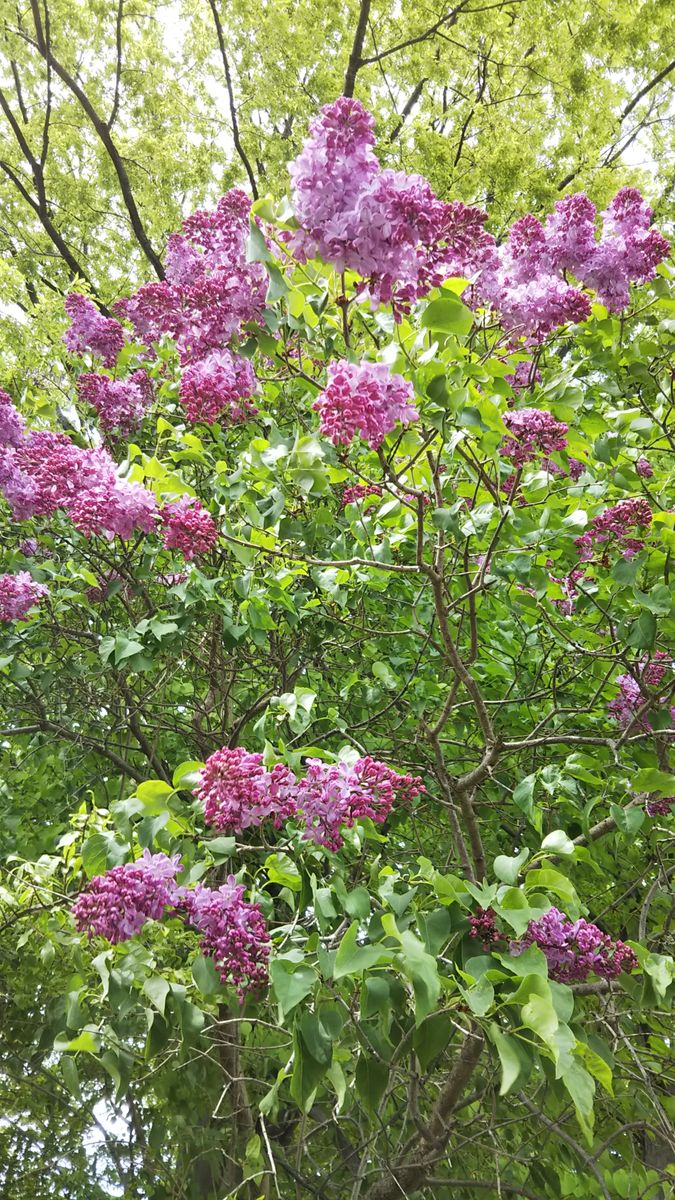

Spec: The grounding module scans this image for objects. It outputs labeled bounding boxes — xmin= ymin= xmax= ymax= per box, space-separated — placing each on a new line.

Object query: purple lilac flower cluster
xmin=194 ymin=747 xmax=297 ymax=831
xmin=0 ymin=389 xmax=26 ymax=448
xmin=644 ymin=794 xmax=674 ymax=817
xmin=468 ymin=906 xmax=498 ymax=948
xmin=575 ymin=498 xmax=653 ymax=563
xmin=289 ymin=97 xmax=494 ymax=310
xmin=608 ymin=654 xmax=673 ymax=732
xmin=115 ymin=190 xmax=264 ymax=426
xmin=0 ymin=428 xmax=157 ymax=540
xmin=290 ymin=102 xmax=669 ymax=338
xmin=0 ymin=571 xmax=48 ymax=622
xmin=72 ymin=853 xmax=269 ymax=996
xmin=179 ymin=349 xmax=258 ymax=426
xmin=77 ymin=371 xmax=153 ymax=434
xmin=178 ymin=878 xmax=270 ymax=995
xmin=194 ymin=746 xmax=424 ymax=852
xmin=160 ymin=496 xmax=218 ymax=560
xmin=510 ymin=907 xmax=638 ymax=983
xmin=341 ymin=483 xmax=383 ymax=508
xmin=72 ymin=851 xmax=182 ymax=942
xmin=63 ymin=294 xmax=125 ymax=367
xmin=500 ymin=408 xmax=569 ymax=467
xmin=476 ymin=188 xmax=669 ymax=340
xmin=314 ymin=360 xmax=418 ymax=449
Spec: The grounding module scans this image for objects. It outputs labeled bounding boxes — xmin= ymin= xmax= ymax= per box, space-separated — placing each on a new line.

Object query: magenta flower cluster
xmin=194 ymin=747 xmax=297 ymax=831
xmin=77 ymin=371 xmax=153 ymax=434
xmin=194 ymin=746 xmax=424 ymax=851
xmin=115 ymin=190 xmax=263 ymax=426
xmin=510 ymin=907 xmax=638 ymax=983
xmin=576 ymin=498 xmax=653 ymax=563
xmin=63 ymin=294 xmax=125 ymax=367
xmin=72 ymin=851 xmax=269 ymax=994
xmin=179 ymin=349 xmax=258 ymax=426
xmin=289 ymin=98 xmax=494 ymax=309
xmin=0 ymin=571 xmax=48 ymax=622
xmin=500 ymin=408 xmax=569 ymax=467
xmin=644 ymin=794 xmax=674 ymax=818
xmin=477 ymin=188 xmax=669 ymax=340
xmin=160 ymin=496 xmax=218 ymax=559
xmin=608 ymin=654 xmax=673 ymax=732
xmin=314 ymin=360 xmax=418 ymax=449
xmin=0 ymin=427 xmax=157 ymax=540
xmin=179 ymin=877 xmax=270 ymax=994
xmin=0 ymin=389 xmax=26 ymax=448
xmin=72 ymin=850 xmax=183 ymax=942
xmin=289 ymin=102 xmax=668 ymax=338
xmin=341 ymin=483 xmax=383 ymax=508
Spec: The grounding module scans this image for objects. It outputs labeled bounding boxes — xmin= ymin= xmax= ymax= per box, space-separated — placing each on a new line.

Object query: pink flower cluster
xmin=477 ymin=188 xmax=669 ymax=340
xmin=608 ymin=654 xmax=673 ymax=732
xmin=63 ymin=294 xmax=125 ymax=367
xmin=294 ymin=756 xmax=421 ymax=851
xmin=0 ymin=571 xmax=48 ymax=622
xmin=72 ymin=851 xmax=182 ymax=942
xmin=314 ymin=360 xmax=418 ymax=449
xmin=72 ymin=851 xmax=270 ymax=994
xmin=469 ymin=906 xmax=498 ymax=948
xmin=549 ymin=566 xmax=587 ymax=617
xmin=510 ymin=906 xmax=638 ymax=983
xmin=500 ymin=408 xmax=568 ymax=467
xmin=0 ymin=428 xmax=156 ymax=540
xmin=575 ymin=498 xmax=652 ymax=562
xmin=77 ymin=371 xmax=153 ymax=434
xmin=179 ymin=349 xmax=258 ymax=425
xmin=341 ymin=483 xmax=383 ymax=508
xmin=505 ymin=362 xmax=541 ymax=394
xmin=644 ymin=794 xmax=674 ymax=818
xmin=114 ymin=190 xmax=263 ymax=426
xmin=195 ymin=746 xmax=424 ymax=851
xmin=0 ymin=389 xmax=25 ymax=447
xmin=194 ymin=747 xmax=297 ymax=831
xmin=160 ymin=496 xmax=218 ymax=559
xmin=179 ymin=877 xmax=270 ymax=994
xmin=635 ymin=457 xmax=653 ymax=479
xmin=289 ymin=98 xmax=493 ymax=308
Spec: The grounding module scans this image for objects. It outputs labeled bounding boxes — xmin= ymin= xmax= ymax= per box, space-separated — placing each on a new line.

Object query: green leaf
xmin=356 ymin=1054 xmax=389 ymax=1113
xmin=60 ymin=1055 xmax=82 ymax=1101
xmin=421 ymin=296 xmax=473 ymax=336
xmin=540 ymin=829 xmax=575 ymax=856
xmin=205 ymin=836 xmax=236 ymax=862
xmin=626 ymin=610 xmax=656 ymax=650
xmin=333 ymin=922 xmax=392 ymax=979
xmin=521 ymin=992 xmax=559 ymax=1043
xmin=493 ymin=847 xmax=529 ymax=884
xmin=135 ymin=779 xmax=174 ymax=812
xmin=488 ymin=1025 xmax=524 ymax=1096
xmin=143 ymin=976 xmax=171 ymax=1017
xmin=54 ymin=1029 xmax=101 ymax=1054
xmin=192 ymin=954 xmax=223 ymax=996
xmin=246 ymin=220 xmax=271 ymax=262
xmin=562 ymin=1059 xmax=595 ymax=1144
xmin=172 ymin=760 xmax=204 ymax=789
xmin=397 ymin=930 xmax=441 ymax=1024
xmin=633 ymin=768 xmax=675 ymax=797
xmin=265 ymin=851 xmax=302 ymax=891
xmin=269 ymin=960 xmax=316 ymax=1018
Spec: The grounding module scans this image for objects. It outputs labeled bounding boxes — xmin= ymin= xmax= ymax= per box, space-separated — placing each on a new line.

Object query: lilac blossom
xmin=314 ymin=360 xmax=418 ymax=449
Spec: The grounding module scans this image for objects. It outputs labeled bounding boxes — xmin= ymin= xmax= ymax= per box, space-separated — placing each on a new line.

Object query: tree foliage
xmin=0 ymin=6 xmax=674 ymax=1200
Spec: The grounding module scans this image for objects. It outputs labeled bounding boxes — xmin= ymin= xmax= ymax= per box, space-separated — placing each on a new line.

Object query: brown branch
xmin=389 ymin=78 xmax=427 ymax=141
xmin=343 ymin=0 xmax=372 ymax=97
xmin=621 ymin=59 xmax=675 ymax=121
xmin=359 ymin=0 xmax=474 ymax=68
xmin=23 ymin=1 xmax=164 ymax=278
xmin=108 ymin=0 xmax=124 ymax=130
xmin=207 ymin=0 xmax=258 ymax=197
xmin=366 ymin=1025 xmax=484 ymax=1200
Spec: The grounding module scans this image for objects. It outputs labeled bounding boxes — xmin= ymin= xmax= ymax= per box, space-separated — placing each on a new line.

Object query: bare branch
xmin=207 ymin=0 xmax=258 ymax=198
